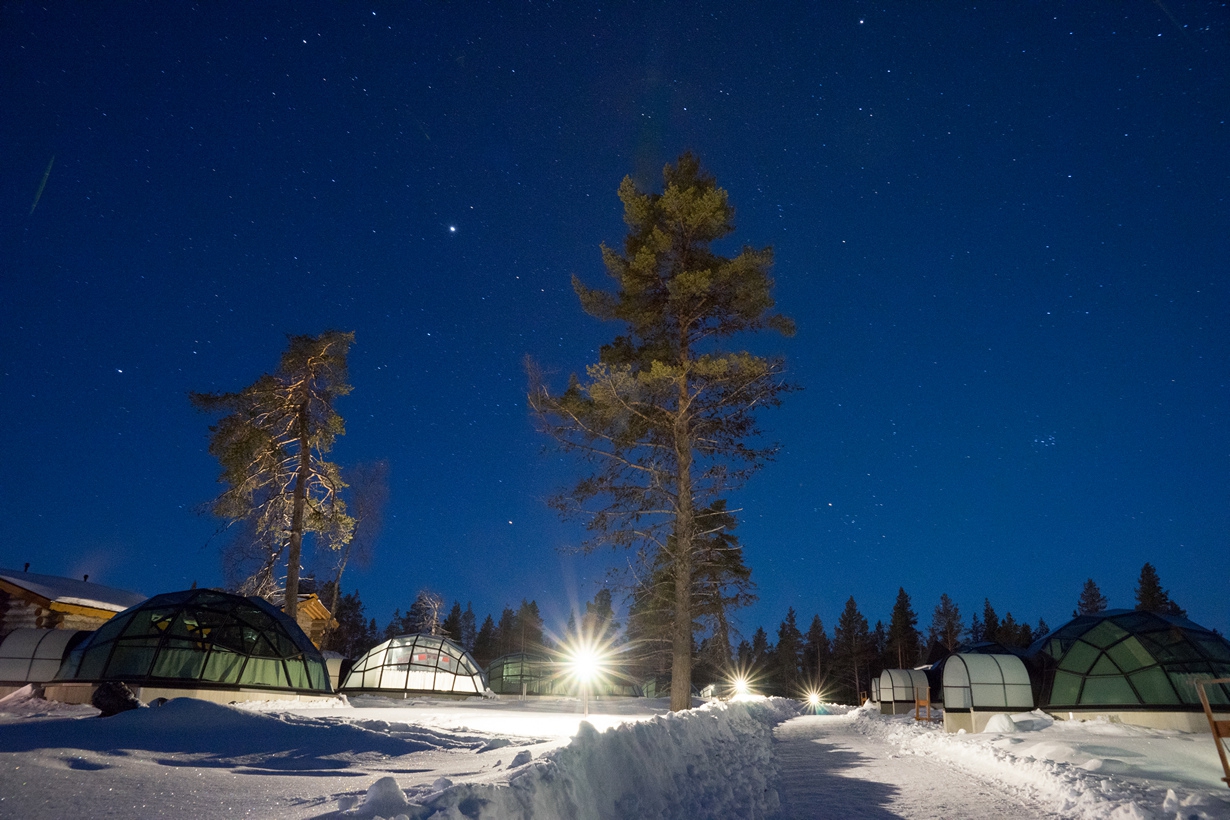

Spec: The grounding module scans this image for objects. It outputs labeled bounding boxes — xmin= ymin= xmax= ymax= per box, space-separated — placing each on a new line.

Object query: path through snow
xmin=775 ymin=713 xmax=1051 ymax=819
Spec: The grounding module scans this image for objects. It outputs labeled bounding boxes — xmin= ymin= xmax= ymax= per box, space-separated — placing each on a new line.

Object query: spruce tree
xmin=514 ymin=600 xmax=545 ymax=653
xmin=981 ymin=600 xmax=1001 ymax=644
xmin=323 ymin=588 xmax=377 ymax=658
xmin=834 ymin=597 xmax=871 ymax=702
xmin=887 ymin=587 xmax=920 ymax=668
xmin=1074 ymin=578 xmax=1109 ymax=616
xmin=442 ymin=601 xmax=464 ymax=642
xmin=928 ymin=594 xmax=963 ymax=652
xmin=496 ymin=607 xmax=517 ymax=657
xmin=1135 ymin=563 xmax=1186 ymax=616
xmin=802 ymin=615 xmax=831 ymax=686
xmin=472 ymin=615 xmax=499 ymax=668
xmin=460 ymin=603 xmax=478 ymax=652
xmin=529 ymin=154 xmax=794 ymax=711
xmin=774 ymin=608 xmax=804 ymax=697
xmin=192 ymin=331 xmax=356 ymax=621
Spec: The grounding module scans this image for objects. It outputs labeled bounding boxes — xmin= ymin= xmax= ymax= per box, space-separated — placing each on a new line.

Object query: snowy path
xmin=774 ymin=714 xmax=1052 ymax=819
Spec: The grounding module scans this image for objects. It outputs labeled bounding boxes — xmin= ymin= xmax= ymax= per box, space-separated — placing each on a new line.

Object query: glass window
xmin=241 ymin=657 xmax=289 ymax=688
xmin=151 ymin=642 xmax=206 ymax=679
xmin=1089 ymin=655 xmax=1120 ymax=676
xmin=1081 ymin=620 xmax=1128 ymax=649
xmin=1049 ymin=671 xmax=1082 ymax=706
xmin=203 ymin=648 xmax=244 ymax=684
xmin=106 ymin=640 xmax=160 ymax=678
xmin=1058 ymin=640 xmax=1099 ymax=674
xmin=1128 ymin=667 xmax=1179 ymax=704
xmin=1080 ymin=675 xmax=1137 ymax=706
xmin=1105 ymin=636 xmax=1152 ymax=673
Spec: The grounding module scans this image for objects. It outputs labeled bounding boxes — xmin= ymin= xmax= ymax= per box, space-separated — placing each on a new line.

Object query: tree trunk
xmin=285 ymin=398 xmax=311 ymax=623
xmin=670 ymin=365 xmax=695 ymax=713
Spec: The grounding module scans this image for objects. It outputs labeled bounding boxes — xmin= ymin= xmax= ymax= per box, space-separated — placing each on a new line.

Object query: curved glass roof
xmin=1034 ymin=609 xmax=1230 ymax=710
xmin=0 ymin=629 xmax=90 ymax=684
xmin=55 ymin=589 xmax=330 ymax=693
xmin=340 ymin=634 xmax=485 ymax=695
xmin=942 ymin=653 xmax=1034 ymax=711
xmin=878 ymin=668 xmax=929 ymax=703
xmin=487 ymin=652 xmax=566 ymax=696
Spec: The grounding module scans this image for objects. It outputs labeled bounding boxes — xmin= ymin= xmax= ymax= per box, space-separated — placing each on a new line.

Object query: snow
xmin=0 ymin=568 xmax=146 ymax=612
xmin=1 ymin=686 xmax=1228 ymax=819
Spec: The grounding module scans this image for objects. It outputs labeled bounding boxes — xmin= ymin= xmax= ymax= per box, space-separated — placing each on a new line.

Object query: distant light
xmin=449 ymin=226 xmax=456 ymax=233
xmin=807 ymin=692 xmax=820 ymax=707
xmin=732 ymin=676 xmax=750 ymax=696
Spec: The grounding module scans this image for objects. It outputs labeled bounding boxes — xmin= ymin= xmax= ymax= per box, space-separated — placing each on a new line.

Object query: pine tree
xmin=323 ymin=588 xmax=378 ymax=658
xmin=622 ymin=500 xmax=755 ymax=689
xmin=887 ymin=587 xmax=920 ymax=668
xmin=834 ymin=597 xmax=871 ymax=702
xmin=967 ymin=612 xmax=984 ymax=644
xmin=774 ymin=608 xmax=804 ymax=697
xmin=928 ymin=594 xmax=963 ymax=652
xmin=871 ymin=620 xmax=889 ymax=681
xmin=460 ymin=603 xmax=478 ymax=652
xmin=802 ymin=615 xmax=831 ymax=687
xmin=496 ymin=607 xmax=517 ymax=657
xmin=750 ymin=626 xmax=771 ymax=668
xmin=528 ymin=154 xmax=794 ymax=712
xmin=583 ymin=588 xmax=621 ymax=643
xmin=514 ymin=600 xmax=544 ymax=653
xmin=1035 ymin=617 xmax=1050 ymax=639
xmin=192 ymin=331 xmax=356 ymax=621
xmin=981 ymin=600 xmax=1001 ymax=644
xmin=1074 ymin=579 xmax=1109 ymax=616
xmin=472 ymin=615 xmax=499 ymax=668
xmin=1135 ymin=563 xmax=1186 ymax=616
xmin=998 ymin=613 xmax=1031 ymax=648
xmin=442 ymin=601 xmax=464 ymax=642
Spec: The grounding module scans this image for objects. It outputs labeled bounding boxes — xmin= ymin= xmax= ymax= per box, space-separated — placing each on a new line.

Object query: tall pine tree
xmin=887 ymin=587 xmax=920 ymax=668
xmin=774 ymin=608 xmax=804 ymax=697
xmin=192 ymin=331 xmax=355 ymax=621
xmin=928 ymin=594 xmax=963 ymax=653
xmin=1074 ymin=578 xmax=1109 ymax=616
xmin=529 ymin=154 xmax=794 ymax=711
xmin=834 ymin=597 xmax=871 ymax=702
xmin=1135 ymin=563 xmax=1186 ymax=616
xmin=802 ymin=615 xmax=831 ymax=689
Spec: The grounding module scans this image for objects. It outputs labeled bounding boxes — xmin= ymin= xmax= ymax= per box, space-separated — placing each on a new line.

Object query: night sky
xmin=3 ymin=2 xmax=1227 ymax=643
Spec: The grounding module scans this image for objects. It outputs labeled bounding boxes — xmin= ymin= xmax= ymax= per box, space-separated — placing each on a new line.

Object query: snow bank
xmin=350 ymin=697 xmax=799 ymax=820
xmin=850 ymin=706 xmax=1230 ymax=820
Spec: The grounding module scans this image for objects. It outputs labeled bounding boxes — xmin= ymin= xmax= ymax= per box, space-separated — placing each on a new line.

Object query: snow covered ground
xmin=1 ymin=686 xmax=1228 ymax=819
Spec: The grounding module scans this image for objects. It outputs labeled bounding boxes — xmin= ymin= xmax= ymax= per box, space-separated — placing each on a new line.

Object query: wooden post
xmin=1196 ymin=678 xmax=1230 ymax=787
xmin=915 ymin=685 xmax=936 ymax=722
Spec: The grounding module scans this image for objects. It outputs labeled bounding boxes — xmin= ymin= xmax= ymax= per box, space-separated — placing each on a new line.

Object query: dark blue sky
xmin=3 ymin=1 xmax=1227 ymax=641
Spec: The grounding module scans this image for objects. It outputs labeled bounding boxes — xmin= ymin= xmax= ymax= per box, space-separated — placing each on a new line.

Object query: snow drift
xmin=364 ymin=697 xmax=800 ymax=820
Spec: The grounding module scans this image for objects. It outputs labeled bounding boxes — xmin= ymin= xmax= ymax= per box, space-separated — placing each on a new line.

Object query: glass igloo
xmin=54 ymin=588 xmax=330 ymax=695
xmin=339 ymin=634 xmax=486 ymax=697
xmin=1035 ymin=609 xmax=1230 ymax=718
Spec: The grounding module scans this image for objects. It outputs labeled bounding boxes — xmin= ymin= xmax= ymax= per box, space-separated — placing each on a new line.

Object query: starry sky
xmin=3 ymin=1 xmax=1227 ymax=642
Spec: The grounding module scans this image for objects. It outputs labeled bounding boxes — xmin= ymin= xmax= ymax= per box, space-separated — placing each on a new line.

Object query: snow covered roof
xmin=0 ymin=568 xmax=146 ymax=613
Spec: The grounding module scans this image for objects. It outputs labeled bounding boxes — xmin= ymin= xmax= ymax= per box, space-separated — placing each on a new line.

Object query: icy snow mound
xmin=851 ymin=707 xmax=1230 ymax=820
xmin=395 ymin=697 xmax=800 ymax=820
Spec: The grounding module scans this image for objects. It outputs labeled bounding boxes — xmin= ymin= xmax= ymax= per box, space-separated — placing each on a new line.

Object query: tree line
xmin=319 ymin=562 xmax=1186 ymax=704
